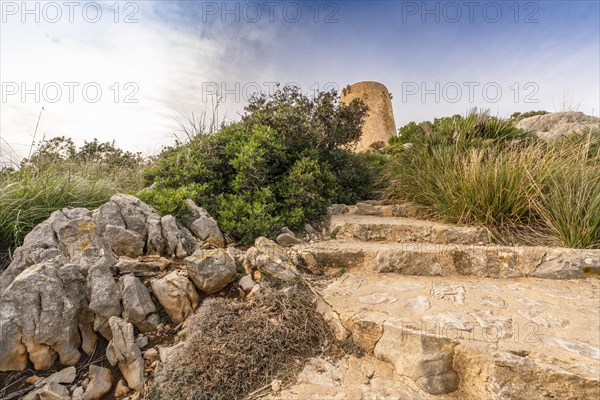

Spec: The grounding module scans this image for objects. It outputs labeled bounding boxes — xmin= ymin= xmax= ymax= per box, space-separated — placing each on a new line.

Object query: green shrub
xmin=142 ymin=86 xmax=373 ymax=243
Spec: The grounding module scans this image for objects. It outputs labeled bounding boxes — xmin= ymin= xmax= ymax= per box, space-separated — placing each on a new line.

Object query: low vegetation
xmin=384 ymin=109 xmax=599 ymax=248
xmin=149 ymin=282 xmax=338 ymax=400
xmin=140 ymin=86 xmax=384 ymax=243
xmin=0 ymin=138 xmax=146 ymax=268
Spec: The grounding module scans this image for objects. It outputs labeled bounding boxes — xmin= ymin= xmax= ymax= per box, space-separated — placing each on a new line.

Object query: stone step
xmin=293 ymin=240 xmax=600 ymax=280
xmin=330 ymin=214 xmax=491 ymax=245
xmin=267 ymin=354 xmax=450 ymax=400
xmin=329 ymin=201 xmax=419 ymax=218
xmin=321 ymin=271 xmax=600 ymax=398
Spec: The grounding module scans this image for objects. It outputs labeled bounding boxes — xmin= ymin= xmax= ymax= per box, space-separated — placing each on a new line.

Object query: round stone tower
xmin=340 ymin=81 xmax=397 ymax=152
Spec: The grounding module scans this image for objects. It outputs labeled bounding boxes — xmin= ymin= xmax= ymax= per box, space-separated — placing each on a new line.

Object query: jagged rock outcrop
xmin=340 ymin=81 xmax=397 ymax=152
xmin=0 ymin=195 xmax=224 ymax=372
xmin=516 ymin=111 xmax=599 ymax=141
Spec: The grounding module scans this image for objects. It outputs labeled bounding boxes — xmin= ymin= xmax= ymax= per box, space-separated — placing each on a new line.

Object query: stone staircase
xmin=282 ymin=202 xmax=600 ymax=399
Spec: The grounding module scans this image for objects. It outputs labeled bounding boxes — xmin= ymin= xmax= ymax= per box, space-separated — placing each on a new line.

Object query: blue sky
xmin=1 ymin=0 xmax=599 ymax=163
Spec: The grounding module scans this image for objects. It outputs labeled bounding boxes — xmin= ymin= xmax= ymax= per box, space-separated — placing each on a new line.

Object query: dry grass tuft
xmin=149 ymin=281 xmax=339 ymax=400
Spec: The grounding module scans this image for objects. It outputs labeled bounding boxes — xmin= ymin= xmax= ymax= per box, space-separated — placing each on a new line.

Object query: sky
xmin=1 ymin=0 xmax=599 ymax=165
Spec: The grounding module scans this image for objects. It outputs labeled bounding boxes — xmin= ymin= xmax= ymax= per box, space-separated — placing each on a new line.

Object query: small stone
xmin=271 ymin=379 xmax=282 ymax=393
xmin=38 ymin=382 xmax=70 ymax=399
xmin=253 ymin=270 xmax=262 ymax=281
xmin=238 ymin=275 xmax=255 ymax=292
xmin=247 ymin=284 xmax=261 ymax=300
xmin=114 ymin=379 xmax=130 ymax=397
xmin=82 ymin=365 xmax=113 ymax=400
xmin=135 ymin=335 xmax=148 ymax=349
xmin=40 ymin=366 xmax=77 ymax=386
xmin=304 ymin=223 xmax=317 ymax=234
xmin=26 ymin=375 xmax=42 ymax=385
xmin=72 ymin=387 xmax=84 ymax=400
xmin=143 ymin=348 xmax=160 ymax=363
xmin=276 ymin=233 xmax=303 ymax=247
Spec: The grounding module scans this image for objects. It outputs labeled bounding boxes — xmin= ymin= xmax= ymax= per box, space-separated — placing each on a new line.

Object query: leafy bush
xmin=142 ymin=86 xmax=374 ymax=243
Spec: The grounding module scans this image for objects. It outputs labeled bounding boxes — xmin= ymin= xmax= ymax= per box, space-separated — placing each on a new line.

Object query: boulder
xmin=184 ymin=199 xmax=225 ymax=248
xmin=245 ymin=237 xmax=299 ymax=281
xmin=184 ymin=249 xmax=236 ymax=294
xmin=516 ymin=111 xmax=600 ymax=141
xmin=120 ymin=274 xmax=160 ymax=332
xmin=106 ymin=317 xmax=145 ymax=391
xmin=340 ymin=81 xmax=397 ymax=152
xmin=82 ymin=365 xmax=113 ymax=400
xmin=0 ymin=263 xmax=85 ymax=371
xmin=150 ymin=271 xmax=199 ymax=324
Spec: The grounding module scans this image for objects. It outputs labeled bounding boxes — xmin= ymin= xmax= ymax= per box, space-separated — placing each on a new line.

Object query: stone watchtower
xmin=340 ymin=81 xmax=397 ymax=152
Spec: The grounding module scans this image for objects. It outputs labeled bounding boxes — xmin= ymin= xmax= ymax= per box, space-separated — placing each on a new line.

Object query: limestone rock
xmin=374 ymin=324 xmax=459 ymax=394
xmin=113 ymin=256 xmax=172 ymax=277
xmin=150 ymin=271 xmax=199 ymax=324
xmin=87 ymin=264 xmax=122 ymax=339
xmin=340 ymin=81 xmax=396 ymax=152
xmin=276 ymin=232 xmax=303 ymax=247
xmin=114 ymin=379 xmax=131 ymax=397
xmin=516 ymin=111 xmax=600 ymax=141
xmin=104 ymin=225 xmax=146 ymax=258
xmin=106 ymin=317 xmax=145 ymax=391
xmin=246 ymin=237 xmax=299 ymax=281
xmin=184 ymin=248 xmax=236 ymax=294
xmin=42 ymin=367 xmax=76 ymax=387
xmin=38 ymin=382 xmax=71 ymax=400
xmin=82 ymin=365 xmax=113 ymax=400
xmin=238 ymin=274 xmax=256 ymax=292
xmin=71 ymin=387 xmax=84 ymax=400
xmin=0 ymin=263 xmax=84 ymax=371
xmin=184 ymin=199 xmax=225 ymax=247
xmin=120 ymin=274 xmax=160 ymax=332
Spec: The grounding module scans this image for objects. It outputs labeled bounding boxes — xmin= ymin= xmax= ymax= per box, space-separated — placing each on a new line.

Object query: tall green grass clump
xmin=383 ymin=109 xmax=599 ymax=248
xmin=141 ymin=85 xmax=382 ymax=243
xmin=530 ymin=130 xmax=600 ymax=248
xmin=0 ymin=138 xmax=146 ymax=267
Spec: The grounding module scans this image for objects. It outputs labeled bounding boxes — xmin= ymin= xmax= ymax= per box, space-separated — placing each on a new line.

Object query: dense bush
xmin=383 ymin=110 xmax=599 ymax=248
xmin=141 ymin=86 xmax=379 ymax=243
